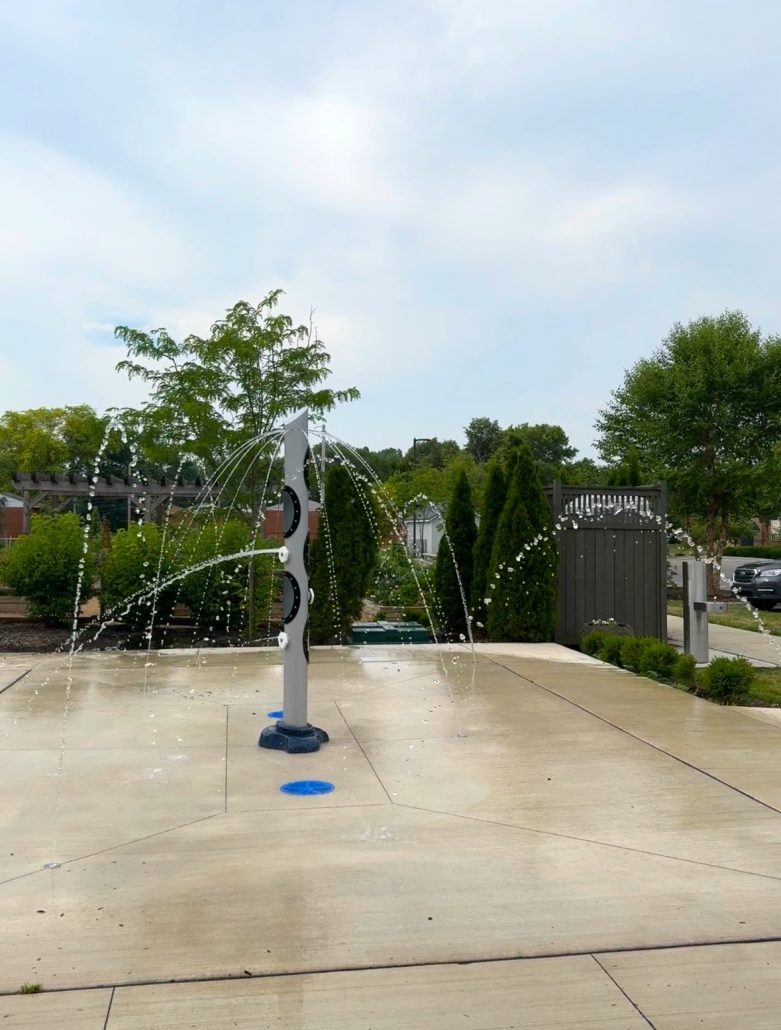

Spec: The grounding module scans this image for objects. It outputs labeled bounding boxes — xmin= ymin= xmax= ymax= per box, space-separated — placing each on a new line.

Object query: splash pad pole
xmin=259 ymin=409 xmax=329 ymax=754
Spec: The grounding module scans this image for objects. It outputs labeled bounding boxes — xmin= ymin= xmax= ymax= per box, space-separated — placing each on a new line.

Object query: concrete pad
xmin=0 ymin=988 xmax=111 ymax=1029
xmin=737 ymin=706 xmax=781 ymax=728
xmin=3 ymin=645 xmax=781 ymax=1010
xmin=0 ymin=745 xmax=225 ymax=880
xmin=493 ymin=656 xmax=781 ymax=810
xmin=602 ymin=941 xmax=781 ymax=1029
xmin=2 ymin=804 xmax=781 ymax=992
xmin=107 ymin=956 xmax=649 ymax=1029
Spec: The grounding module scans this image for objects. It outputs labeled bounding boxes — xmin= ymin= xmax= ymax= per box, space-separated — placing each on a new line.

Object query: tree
xmin=596 ymin=311 xmax=781 ymax=590
xmin=353 ymin=446 xmax=404 ymax=481
xmin=433 ymin=470 xmax=477 ymax=639
xmin=606 ymin=447 xmax=643 ymax=486
xmin=116 ymin=290 xmax=359 ymax=481
xmin=471 ymin=459 xmax=506 ymax=630
xmin=116 ymin=290 xmax=360 ymax=632
xmin=402 ymin=437 xmax=461 ymax=470
xmin=0 ymin=513 xmax=96 ymax=626
xmin=498 ymin=423 xmax=577 ymax=483
xmin=486 ymin=446 xmax=557 ymax=642
xmin=0 ymin=406 xmax=108 ymax=491
xmin=309 ymin=462 xmax=378 ymax=644
xmin=464 ymin=417 xmax=503 ymax=464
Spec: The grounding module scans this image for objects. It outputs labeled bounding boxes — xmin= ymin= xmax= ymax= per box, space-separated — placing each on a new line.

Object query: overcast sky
xmin=1 ymin=1 xmax=779 ymax=459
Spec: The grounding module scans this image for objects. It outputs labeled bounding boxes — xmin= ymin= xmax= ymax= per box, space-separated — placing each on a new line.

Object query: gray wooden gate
xmin=543 ymin=482 xmax=667 ymax=646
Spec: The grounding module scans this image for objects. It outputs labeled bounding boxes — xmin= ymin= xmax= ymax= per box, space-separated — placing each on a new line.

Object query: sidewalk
xmin=668 ymin=614 xmax=781 ymax=668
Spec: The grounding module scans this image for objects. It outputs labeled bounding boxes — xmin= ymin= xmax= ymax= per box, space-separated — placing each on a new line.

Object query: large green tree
xmin=596 ymin=311 xmax=781 ymax=589
xmin=498 ymin=423 xmax=578 ymax=484
xmin=433 ymin=470 xmax=477 ymax=639
xmin=0 ymin=406 xmax=108 ymax=491
xmin=464 ymin=417 xmax=503 ymax=464
xmin=116 ymin=290 xmax=360 ymax=632
xmin=116 ymin=290 xmax=359 ymax=488
xmin=471 ymin=458 xmax=506 ymax=630
xmin=486 ymin=446 xmax=557 ymax=642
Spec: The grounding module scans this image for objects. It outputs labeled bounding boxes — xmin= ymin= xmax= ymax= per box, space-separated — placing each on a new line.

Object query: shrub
xmin=702 ymin=657 xmax=755 ymax=703
xmin=471 ymin=459 xmax=506 ymax=628
xmin=580 ymin=630 xmax=609 ymax=657
xmin=101 ymin=523 xmax=178 ymax=637
xmin=724 ymin=545 xmax=781 ymax=559
xmin=176 ymin=519 xmax=261 ymax=634
xmin=673 ymin=653 xmax=697 ymax=687
xmin=597 ymin=634 xmax=626 ymax=665
xmin=433 ymin=470 xmax=477 ymax=639
xmin=309 ymin=463 xmax=379 ymax=644
xmin=620 ymin=636 xmax=654 ymax=673
xmin=370 ymin=543 xmax=428 ymax=608
xmin=636 ymin=641 xmax=679 ymax=680
xmin=0 ymin=513 xmax=95 ymax=625
xmin=486 ymin=445 xmax=557 ymax=642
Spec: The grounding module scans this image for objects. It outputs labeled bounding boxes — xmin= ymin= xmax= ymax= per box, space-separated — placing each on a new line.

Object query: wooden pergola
xmin=11 ymin=472 xmax=212 ymax=533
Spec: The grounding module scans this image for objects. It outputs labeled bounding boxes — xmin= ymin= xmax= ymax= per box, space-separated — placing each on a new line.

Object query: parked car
xmin=745 ymin=560 xmax=781 ymax=610
xmin=731 ymin=559 xmax=774 ymax=597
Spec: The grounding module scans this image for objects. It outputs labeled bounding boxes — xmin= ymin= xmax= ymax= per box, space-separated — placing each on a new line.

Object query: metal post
xmin=682 ymin=559 xmax=708 ymax=663
xmin=259 ymin=409 xmax=328 ymax=754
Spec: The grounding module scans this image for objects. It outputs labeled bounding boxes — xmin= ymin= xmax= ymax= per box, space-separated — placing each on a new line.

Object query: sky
xmin=1 ymin=1 xmax=780 ymax=460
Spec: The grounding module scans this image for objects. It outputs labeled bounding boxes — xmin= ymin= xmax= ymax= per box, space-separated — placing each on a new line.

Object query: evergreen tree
xmin=486 ymin=445 xmax=557 ymax=642
xmin=471 ymin=459 xmax=506 ymax=630
xmin=433 ymin=470 xmax=477 ymax=639
xmin=309 ymin=462 xmax=378 ymax=644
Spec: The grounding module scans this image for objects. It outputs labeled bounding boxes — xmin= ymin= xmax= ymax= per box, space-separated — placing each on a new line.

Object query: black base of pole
xmin=258 ymin=721 xmax=329 ymax=754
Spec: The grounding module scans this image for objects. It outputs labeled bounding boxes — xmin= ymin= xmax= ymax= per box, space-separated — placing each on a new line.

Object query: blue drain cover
xmin=280 ymin=780 xmax=335 ymax=796
xmin=267 ymin=710 xmax=284 ymax=719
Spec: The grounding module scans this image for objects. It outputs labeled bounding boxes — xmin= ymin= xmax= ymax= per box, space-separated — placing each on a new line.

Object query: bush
xmin=619 ymin=636 xmax=654 ymax=673
xmin=486 ymin=445 xmax=557 ymax=642
xmin=0 ymin=513 xmax=95 ymax=625
xmin=724 ymin=545 xmax=781 ymax=559
xmin=580 ymin=630 xmax=609 ymax=657
xmin=471 ymin=459 xmax=506 ymax=628
xmin=433 ymin=470 xmax=477 ymax=639
xmin=673 ymin=653 xmax=697 ymax=687
xmin=101 ymin=524 xmax=178 ymax=637
xmin=370 ymin=543 xmax=428 ymax=608
xmin=309 ymin=463 xmax=379 ymax=645
xmin=176 ymin=519 xmax=262 ymax=634
xmin=636 ymin=640 xmax=679 ymax=680
xmin=702 ymin=657 xmax=755 ymax=703
xmin=597 ymin=635 xmax=626 ymax=665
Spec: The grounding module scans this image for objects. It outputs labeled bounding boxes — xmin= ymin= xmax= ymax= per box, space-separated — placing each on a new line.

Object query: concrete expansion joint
xmin=0 ymin=668 xmax=31 ymax=695
xmin=591 ymin=954 xmax=657 ymax=1029
xmin=4 ymin=933 xmax=781 ymax=999
xmin=393 ymin=801 xmax=781 ymax=884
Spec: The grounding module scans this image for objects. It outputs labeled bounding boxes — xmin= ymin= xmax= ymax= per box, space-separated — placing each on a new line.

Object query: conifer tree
xmin=471 ymin=459 xmax=506 ymax=630
xmin=433 ymin=470 xmax=477 ymax=639
xmin=486 ymin=445 xmax=557 ymax=641
xmin=309 ymin=462 xmax=378 ymax=644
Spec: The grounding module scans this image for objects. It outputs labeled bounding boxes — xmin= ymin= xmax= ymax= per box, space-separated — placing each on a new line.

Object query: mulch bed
xmin=0 ymin=620 xmax=249 ymax=653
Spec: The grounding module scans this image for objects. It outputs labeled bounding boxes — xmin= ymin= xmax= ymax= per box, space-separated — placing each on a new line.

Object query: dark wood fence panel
xmin=544 ymin=483 xmax=667 ymax=645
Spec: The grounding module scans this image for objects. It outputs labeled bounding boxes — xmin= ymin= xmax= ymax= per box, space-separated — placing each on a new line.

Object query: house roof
xmin=0 ymin=492 xmax=23 ymax=508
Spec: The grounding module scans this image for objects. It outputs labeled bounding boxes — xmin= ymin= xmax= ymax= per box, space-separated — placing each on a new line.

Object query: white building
xmin=403 ymin=505 xmax=480 ymax=559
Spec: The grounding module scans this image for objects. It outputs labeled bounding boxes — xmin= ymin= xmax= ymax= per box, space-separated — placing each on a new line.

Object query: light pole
xmin=411 ymin=437 xmax=433 ymax=558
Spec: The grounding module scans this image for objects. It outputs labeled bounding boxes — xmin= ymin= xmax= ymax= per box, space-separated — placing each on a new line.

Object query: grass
xmin=667 ymin=599 xmax=781 ymax=636
xmin=744 ymin=669 xmax=781 ymax=707
xmin=19 ymin=983 xmax=42 ymax=994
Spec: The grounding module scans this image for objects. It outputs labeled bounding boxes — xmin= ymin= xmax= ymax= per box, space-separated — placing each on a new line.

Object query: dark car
xmin=731 ymin=559 xmax=773 ymax=597
xmin=745 ymin=560 xmax=781 ymax=610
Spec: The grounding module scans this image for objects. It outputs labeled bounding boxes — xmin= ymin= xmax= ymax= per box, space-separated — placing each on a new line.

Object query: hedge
xmin=724 ymin=545 xmax=781 ymax=559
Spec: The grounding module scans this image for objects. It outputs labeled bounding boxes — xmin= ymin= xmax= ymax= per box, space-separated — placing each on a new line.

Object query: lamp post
xmin=411 ymin=437 xmax=433 ymax=558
